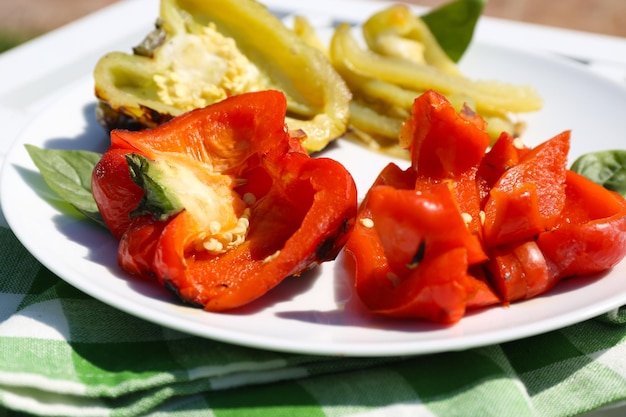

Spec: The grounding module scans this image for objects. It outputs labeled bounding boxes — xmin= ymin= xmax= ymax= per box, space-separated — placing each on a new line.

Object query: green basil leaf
xmin=422 ymin=0 xmax=486 ymax=62
xmin=25 ymin=144 xmax=105 ymax=226
xmin=570 ymin=150 xmax=626 ymax=197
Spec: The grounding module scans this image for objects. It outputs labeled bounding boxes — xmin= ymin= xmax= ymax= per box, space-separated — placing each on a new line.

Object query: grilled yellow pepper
xmin=93 ymin=0 xmax=351 ymax=152
xmin=329 ymin=5 xmax=542 ymax=156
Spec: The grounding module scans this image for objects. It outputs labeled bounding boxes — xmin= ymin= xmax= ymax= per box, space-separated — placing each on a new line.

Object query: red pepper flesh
xmin=482 ymin=131 xmax=570 ymax=247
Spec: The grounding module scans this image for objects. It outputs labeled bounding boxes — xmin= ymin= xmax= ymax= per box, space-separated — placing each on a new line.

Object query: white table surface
xmin=0 ymin=1 xmax=625 ymax=415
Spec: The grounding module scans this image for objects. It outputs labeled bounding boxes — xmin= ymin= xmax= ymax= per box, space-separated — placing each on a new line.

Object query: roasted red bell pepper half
xmin=91 ymin=90 xmax=357 ymax=311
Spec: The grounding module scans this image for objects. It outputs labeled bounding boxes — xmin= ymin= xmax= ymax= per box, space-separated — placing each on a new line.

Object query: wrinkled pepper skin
xmin=92 ymin=90 xmax=357 ymax=311
xmin=94 ymin=0 xmax=351 ymax=153
xmin=345 ymin=90 xmax=626 ymax=323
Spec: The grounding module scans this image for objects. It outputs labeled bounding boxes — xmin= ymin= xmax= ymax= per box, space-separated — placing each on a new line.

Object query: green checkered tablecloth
xmin=0 ymin=226 xmax=625 ymax=417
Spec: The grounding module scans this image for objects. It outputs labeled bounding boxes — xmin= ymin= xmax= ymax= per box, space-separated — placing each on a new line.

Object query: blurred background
xmin=1 ymin=0 xmax=625 ymax=52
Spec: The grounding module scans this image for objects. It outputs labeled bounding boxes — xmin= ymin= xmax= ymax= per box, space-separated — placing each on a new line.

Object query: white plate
xmin=3 ymin=34 xmax=626 ymax=356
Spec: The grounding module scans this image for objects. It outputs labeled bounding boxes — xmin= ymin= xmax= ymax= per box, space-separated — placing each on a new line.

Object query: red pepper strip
xmin=537 ymin=170 xmax=626 ymax=280
xmin=92 ymin=90 xmax=357 ymax=311
xmin=344 ymin=91 xmax=502 ymax=323
xmin=482 ymin=131 xmax=570 ymax=248
xmin=484 ymin=240 xmax=555 ymax=303
xmin=346 ymin=183 xmax=499 ymax=324
xmin=375 ymin=172 xmax=487 ymax=266
xmin=476 ymin=131 xmax=530 ymax=205
xmin=399 ymin=91 xmax=490 ymax=178
xmin=367 ymin=162 xmax=500 ymax=309
xmin=370 ymin=162 xmax=416 ymax=192
xmin=399 ymin=90 xmax=491 ymax=259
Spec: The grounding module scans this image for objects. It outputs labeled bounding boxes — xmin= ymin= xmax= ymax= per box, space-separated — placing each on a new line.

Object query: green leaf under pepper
xmin=25 ymin=144 xmax=105 ymax=226
xmin=422 ymin=0 xmax=486 ymax=62
xmin=570 ymin=150 xmax=626 ymax=197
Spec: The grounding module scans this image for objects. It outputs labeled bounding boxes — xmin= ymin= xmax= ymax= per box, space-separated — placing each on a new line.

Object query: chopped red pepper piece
xmin=537 ymin=170 xmax=626 ymax=280
xmin=347 ymin=184 xmax=483 ymax=324
xmin=399 ymin=90 xmax=491 ymax=258
xmin=484 ymin=240 xmax=555 ymax=302
xmin=92 ymin=90 xmax=357 ymax=311
xmin=476 ymin=131 xmax=529 ymax=204
xmin=482 ymin=131 xmax=570 ymax=247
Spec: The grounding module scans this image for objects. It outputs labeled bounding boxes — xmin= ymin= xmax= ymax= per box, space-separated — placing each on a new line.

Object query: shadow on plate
xmin=274 ymin=251 xmax=455 ymax=332
xmin=275 ymin=249 xmax=612 ymax=333
xmin=41 ymin=103 xmax=109 ymax=152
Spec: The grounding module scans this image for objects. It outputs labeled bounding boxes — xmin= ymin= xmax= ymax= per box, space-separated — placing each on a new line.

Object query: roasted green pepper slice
xmin=94 ymin=0 xmax=351 ymax=152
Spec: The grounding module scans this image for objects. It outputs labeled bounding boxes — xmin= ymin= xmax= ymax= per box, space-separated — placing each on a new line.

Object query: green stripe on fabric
xmin=0 ymin=228 xmax=41 ymax=295
xmin=0 ymin=266 xmax=48 ymax=324
xmin=393 ymin=351 xmax=501 ymax=395
xmin=560 ymin=320 xmax=626 ymax=354
xmin=105 ymin=376 xmax=220 ymax=417
xmin=164 ymin=336 xmax=305 ymax=371
xmin=51 ymin=278 xmax=93 ymax=301
xmin=17 ymin=267 xmax=61 ymax=305
xmin=72 ymin=341 xmax=184 ymax=397
xmin=529 ymin=359 xmax=626 ymax=416
xmin=501 ymin=332 xmax=583 ymax=375
xmin=62 ymin=298 xmax=167 ymax=344
xmin=392 ymin=351 xmax=534 ymax=416
xmin=0 ymin=338 xmax=78 ymax=386
xmin=0 ymin=406 xmax=34 ymax=416
xmin=105 ymin=364 xmax=309 ymax=417
xmin=208 ymin=381 xmax=325 ymax=417
xmin=299 ymin=364 xmax=421 ymax=416
xmin=427 ymin=378 xmax=531 ymax=417
xmin=144 ymin=395 xmax=217 ymax=417
xmin=16 ymin=269 xmax=73 ymax=314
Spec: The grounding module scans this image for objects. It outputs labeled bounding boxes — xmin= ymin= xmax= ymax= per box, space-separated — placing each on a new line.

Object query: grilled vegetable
xmin=91 ymin=90 xmax=358 ymax=311
xmin=345 ymin=90 xmax=626 ymax=323
xmin=93 ymin=0 xmax=351 ymax=153
xmin=329 ymin=3 xmax=542 ymax=156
